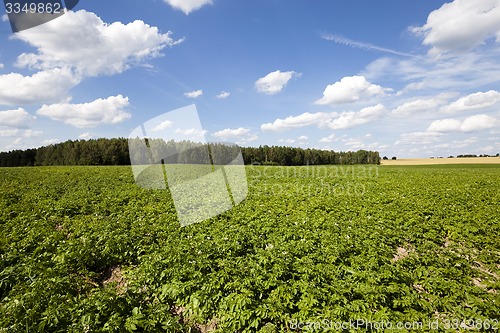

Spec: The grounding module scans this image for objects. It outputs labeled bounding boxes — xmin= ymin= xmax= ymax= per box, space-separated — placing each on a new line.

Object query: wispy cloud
xmin=321 ymin=33 xmax=419 ymax=58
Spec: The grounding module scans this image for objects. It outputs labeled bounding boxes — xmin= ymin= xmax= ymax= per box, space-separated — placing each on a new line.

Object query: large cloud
xmin=261 ymin=104 xmax=386 ymax=132
xmin=440 ymin=90 xmax=500 ymax=113
xmin=13 ymin=10 xmax=181 ymax=77
xmin=315 ymin=75 xmax=389 ymax=106
xmin=324 ymin=104 xmax=386 ymax=130
xmin=427 ymin=114 xmax=498 ymax=132
xmin=163 ymin=0 xmax=213 ymax=15
xmin=412 ymin=0 xmax=500 ymax=55
xmin=0 ymin=108 xmax=35 ymax=128
xmin=37 ymin=95 xmax=131 ymax=128
xmin=255 ymin=70 xmax=301 ymax=95
xmin=0 ymin=67 xmax=78 ymax=105
xmin=261 ymin=112 xmax=333 ymax=132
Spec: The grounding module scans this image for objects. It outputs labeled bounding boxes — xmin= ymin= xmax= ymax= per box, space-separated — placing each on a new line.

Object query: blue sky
xmin=0 ymin=0 xmax=499 ymax=157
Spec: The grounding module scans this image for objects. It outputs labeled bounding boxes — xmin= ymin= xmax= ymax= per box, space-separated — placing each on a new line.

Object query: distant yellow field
xmin=381 ymin=157 xmax=500 ymax=165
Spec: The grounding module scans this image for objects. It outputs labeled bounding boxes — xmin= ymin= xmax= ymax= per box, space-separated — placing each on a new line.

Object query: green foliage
xmin=0 ymin=138 xmax=380 ymax=167
xmin=0 ymin=164 xmax=499 ymax=332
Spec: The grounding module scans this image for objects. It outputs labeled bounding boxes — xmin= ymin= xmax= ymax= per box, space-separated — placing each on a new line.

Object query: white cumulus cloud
xmin=0 ymin=108 xmax=35 ymax=128
xmin=440 ymin=90 xmax=500 ymax=113
xmin=163 ymin=0 xmax=213 ymax=15
xmin=255 ymin=70 xmax=301 ymax=95
xmin=216 ymin=91 xmax=231 ymax=99
xmin=315 ymin=75 xmax=389 ymax=106
xmin=213 ymin=127 xmax=250 ymax=138
xmin=152 ymin=120 xmax=174 ymax=131
xmin=0 ymin=67 xmax=79 ymax=105
xmin=261 ymin=112 xmax=333 ymax=132
xmin=427 ymin=118 xmax=462 ymax=132
xmin=184 ymin=90 xmax=203 ymax=98
xmin=455 ymin=114 xmax=498 ymax=132
xmin=213 ymin=127 xmax=257 ymax=144
xmin=261 ymin=104 xmax=386 ymax=132
xmin=412 ymin=0 xmax=500 ymax=55
xmin=14 ymin=10 xmax=182 ymax=77
xmin=37 ymin=95 xmax=131 ymax=128
xmin=427 ymin=114 xmax=498 ymax=132
xmin=325 ymin=104 xmax=386 ymax=130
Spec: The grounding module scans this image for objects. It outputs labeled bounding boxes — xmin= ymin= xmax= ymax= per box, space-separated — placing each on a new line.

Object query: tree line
xmin=0 ymin=138 xmax=380 ymax=167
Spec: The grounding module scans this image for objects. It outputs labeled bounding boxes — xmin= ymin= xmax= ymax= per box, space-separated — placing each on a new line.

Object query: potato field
xmin=1 ymin=165 xmax=499 ymax=332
